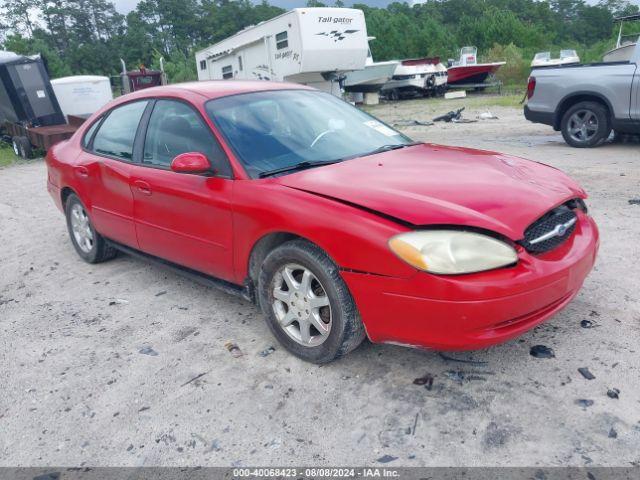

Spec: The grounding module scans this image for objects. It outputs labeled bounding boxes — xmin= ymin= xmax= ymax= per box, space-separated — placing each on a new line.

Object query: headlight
xmin=389 ymin=230 xmax=518 ymax=275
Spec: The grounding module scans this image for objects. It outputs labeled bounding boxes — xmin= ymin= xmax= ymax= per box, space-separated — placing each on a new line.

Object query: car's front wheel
xmin=258 ymin=240 xmax=366 ymax=363
xmin=561 ymin=101 xmax=611 ymax=148
xmin=65 ymin=193 xmax=117 ymax=263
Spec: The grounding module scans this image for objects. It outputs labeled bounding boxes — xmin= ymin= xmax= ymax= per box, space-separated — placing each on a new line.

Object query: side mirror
xmin=170 ymin=152 xmax=213 ymax=175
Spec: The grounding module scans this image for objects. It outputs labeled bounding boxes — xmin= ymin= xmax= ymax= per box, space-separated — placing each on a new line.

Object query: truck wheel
xmin=258 ymin=239 xmax=366 ymax=363
xmin=65 ymin=193 xmax=117 ymax=263
xmin=12 ymin=136 xmax=32 ymax=159
xmin=561 ymin=101 xmax=611 ymax=148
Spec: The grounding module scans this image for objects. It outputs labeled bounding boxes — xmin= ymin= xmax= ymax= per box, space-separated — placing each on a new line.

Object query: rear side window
xmin=222 ymin=65 xmax=233 ymax=79
xmin=92 ymin=101 xmax=148 ymax=160
xmin=142 ymin=99 xmax=231 ymax=177
xmin=82 ymin=118 xmax=102 ymax=149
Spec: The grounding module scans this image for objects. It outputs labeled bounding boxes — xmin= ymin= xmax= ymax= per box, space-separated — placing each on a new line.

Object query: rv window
xmin=142 ymin=99 xmax=231 ymax=177
xmin=200 ymin=60 xmax=206 ymax=71
xmin=92 ymin=101 xmax=148 ymax=160
xmin=238 ymin=56 xmax=243 ymax=71
xmin=276 ymin=31 xmax=288 ymax=50
xmin=222 ymin=65 xmax=233 ymax=79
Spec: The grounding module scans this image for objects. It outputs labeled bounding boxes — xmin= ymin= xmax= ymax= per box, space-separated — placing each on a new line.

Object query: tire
xmin=12 ymin=136 xmax=32 ymax=159
xmin=561 ymin=101 xmax=611 ymax=148
xmin=65 ymin=193 xmax=117 ymax=263
xmin=389 ymin=89 xmax=400 ymax=101
xmin=258 ymin=239 xmax=366 ymax=363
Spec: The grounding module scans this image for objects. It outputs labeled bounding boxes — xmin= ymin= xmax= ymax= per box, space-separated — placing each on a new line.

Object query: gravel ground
xmin=0 ymin=98 xmax=639 ymax=467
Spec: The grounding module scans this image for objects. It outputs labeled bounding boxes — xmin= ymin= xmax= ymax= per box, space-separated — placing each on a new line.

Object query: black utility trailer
xmin=0 ymin=53 xmax=79 ymax=158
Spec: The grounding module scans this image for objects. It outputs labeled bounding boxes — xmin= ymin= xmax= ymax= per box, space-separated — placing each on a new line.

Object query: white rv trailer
xmin=195 ymin=8 xmax=369 ymax=96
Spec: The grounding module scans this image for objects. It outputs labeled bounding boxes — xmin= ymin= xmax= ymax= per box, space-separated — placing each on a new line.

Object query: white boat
xmin=381 ymin=57 xmax=448 ymax=99
xmin=603 ymin=13 xmax=640 ymax=63
xmin=531 ymin=50 xmax=580 ymax=67
xmin=344 ymin=41 xmax=398 ymax=93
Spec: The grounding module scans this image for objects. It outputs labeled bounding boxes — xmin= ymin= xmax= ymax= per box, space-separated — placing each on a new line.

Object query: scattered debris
xmin=434 ymin=107 xmax=465 ymax=122
xmin=607 ymin=388 xmax=620 ymax=399
xmin=413 ymin=373 xmax=434 ymax=390
xmin=412 ymin=413 xmax=419 ymax=435
xmin=580 ymin=319 xmax=596 ymax=328
xmin=155 ymin=291 xmax=167 ymax=297
xmin=575 ymin=399 xmax=594 ymax=408
xmin=444 ymin=369 xmax=493 ymax=384
xmin=477 ymin=111 xmax=499 ymax=120
xmin=376 ymin=454 xmax=398 ymax=464
xmin=138 ymin=406 xmax=150 ymax=412
xmin=108 ymin=299 xmax=129 ymax=306
xmin=439 ymin=352 xmax=488 ymax=365
xmin=225 ymin=341 xmax=243 ymax=358
xmin=138 ymin=346 xmax=158 ymax=356
xmin=393 ymin=119 xmax=434 ymax=127
xmin=608 ymin=427 xmax=618 ymax=438
xmin=181 ymin=372 xmax=209 ymax=387
xmin=444 ymin=90 xmax=466 ymax=100
xmin=578 ymin=367 xmax=595 ymax=380
xmin=530 ymin=345 xmax=555 ymax=358
xmin=258 ymin=346 xmax=276 ymax=357
xmin=628 ymin=198 xmax=640 ymax=205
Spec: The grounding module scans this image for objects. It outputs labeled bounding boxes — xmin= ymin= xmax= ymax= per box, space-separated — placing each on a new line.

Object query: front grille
xmin=520 ymin=204 xmax=578 ymax=254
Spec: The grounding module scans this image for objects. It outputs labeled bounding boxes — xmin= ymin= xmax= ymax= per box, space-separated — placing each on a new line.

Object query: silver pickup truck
xmin=524 ymin=41 xmax=640 ymax=147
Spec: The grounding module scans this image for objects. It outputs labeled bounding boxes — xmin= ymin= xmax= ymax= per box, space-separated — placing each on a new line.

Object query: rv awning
xmin=206 ymin=36 xmax=267 ymax=60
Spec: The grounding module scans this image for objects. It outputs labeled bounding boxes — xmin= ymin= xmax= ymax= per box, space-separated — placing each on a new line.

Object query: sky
xmin=112 ymin=0 xmax=640 ymax=14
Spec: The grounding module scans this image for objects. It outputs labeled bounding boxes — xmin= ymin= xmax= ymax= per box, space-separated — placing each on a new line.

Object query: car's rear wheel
xmin=561 ymin=101 xmax=611 ymax=148
xmin=258 ymin=240 xmax=366 ymax=363
xmin=65 ymin=193 xmax=117 ymax=263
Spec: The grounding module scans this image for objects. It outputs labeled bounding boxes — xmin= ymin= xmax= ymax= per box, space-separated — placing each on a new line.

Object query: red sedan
xmin=46 ymin=81 xmax=599 ymax=363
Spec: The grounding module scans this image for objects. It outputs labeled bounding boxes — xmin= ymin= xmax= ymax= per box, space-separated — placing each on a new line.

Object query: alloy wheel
xmin=271 ymin=263 xmax=332 ymax=347
xmin=568 ymin=109 xmax=599 ymax=143
xmin=70 ymin=203 xmax=94 ymax=253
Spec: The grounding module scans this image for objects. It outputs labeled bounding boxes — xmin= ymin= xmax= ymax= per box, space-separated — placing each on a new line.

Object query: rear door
xmin=77 ymin=100 xmax=149 ymax=248
xmin=130 ymin=98 xmax=235 ymax=281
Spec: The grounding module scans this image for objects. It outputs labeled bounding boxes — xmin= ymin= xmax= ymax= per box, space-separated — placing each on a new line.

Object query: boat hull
xmin=447 ymin=62 xmax=505 ymax=85
xmin=344 ymin=62 xmax=399 ymax=93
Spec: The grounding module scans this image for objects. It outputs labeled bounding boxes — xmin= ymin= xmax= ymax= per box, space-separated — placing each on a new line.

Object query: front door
xmin=130 ymin=99 xmax=235 ymax=282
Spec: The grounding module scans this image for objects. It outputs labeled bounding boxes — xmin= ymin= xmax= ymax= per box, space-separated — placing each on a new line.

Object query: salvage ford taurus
xmin=46 ymin=81 xmax=599 ymax=363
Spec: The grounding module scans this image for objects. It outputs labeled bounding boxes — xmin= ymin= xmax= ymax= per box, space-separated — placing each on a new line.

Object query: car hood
xmin=277 ymin=143 xmax=585 ymax=240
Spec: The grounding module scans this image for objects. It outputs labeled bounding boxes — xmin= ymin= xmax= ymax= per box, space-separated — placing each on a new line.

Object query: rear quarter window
xmin=91 ymin=101 xmax=148 ymax=160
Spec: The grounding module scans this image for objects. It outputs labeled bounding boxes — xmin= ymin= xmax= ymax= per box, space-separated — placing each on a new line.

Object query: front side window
xmin=142 ymin=99 xmax=231 ymax=177
xmin=92 ymin=101 xmax=148 ymax=160
xmin=200 ymin=60 xmax=206 ymax=70
xmin=276 ymin=31 xmax=288 ymax=50
xmin=206 ymin=90 xmax=411 ymax=178
xmin=221 ymin=65 xmax=233 ymax=79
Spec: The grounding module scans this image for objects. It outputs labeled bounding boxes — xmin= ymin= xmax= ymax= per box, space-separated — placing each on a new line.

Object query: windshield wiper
xmin=258 ymin=159 xmax=342 ymax=178
xmin=361 ymin=142 xmax=422 ymax=158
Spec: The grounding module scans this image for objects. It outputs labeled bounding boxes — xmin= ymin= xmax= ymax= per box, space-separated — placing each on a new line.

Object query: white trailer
xmin=195 ymin=8 xmax=369 ymax=96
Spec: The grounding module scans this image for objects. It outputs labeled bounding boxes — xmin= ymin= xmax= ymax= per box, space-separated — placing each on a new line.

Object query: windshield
xmin=206 ymin=90 xmax=412 ymax=178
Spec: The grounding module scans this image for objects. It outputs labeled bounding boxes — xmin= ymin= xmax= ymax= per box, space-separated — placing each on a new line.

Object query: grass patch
xmin=0 ymin=143 xmax=17 ymax=168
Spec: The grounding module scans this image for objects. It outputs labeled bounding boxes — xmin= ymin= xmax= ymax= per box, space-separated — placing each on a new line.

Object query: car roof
xmin=126 ymin=80 xmax=313 ymax=101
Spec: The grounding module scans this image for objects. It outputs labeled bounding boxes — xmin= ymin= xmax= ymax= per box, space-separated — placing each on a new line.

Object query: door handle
xmin=133 ymin=180 xmax=152 ymax=195
xmin=75 ymin=166 xmax=89 ymax=178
